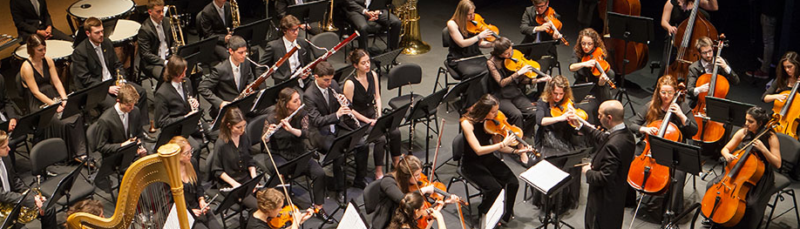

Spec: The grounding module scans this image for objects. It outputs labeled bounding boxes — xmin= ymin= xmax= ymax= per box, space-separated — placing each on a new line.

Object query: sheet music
xmin=336 ymin=203 xmax=367 ymax=229
xmin=519 ymin=160 xmax=569 ymax=194
xmin=483 ymin=189 xmax=504 ymax=229
xmin=163 ymin=203 xmax=195 ymax=229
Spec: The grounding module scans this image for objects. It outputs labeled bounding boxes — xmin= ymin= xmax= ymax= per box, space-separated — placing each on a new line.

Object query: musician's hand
xmin=669 ymin=103 xmax=685 ymax=119
xmin=598 ymin=74 xmax=608 ymax=86
xmin=430 ymin=208 xmax=444 ymax=221
xmin=722 ymin=152 xmax=737 ymax=163
xmin=667 ymin=26 xmax=678 ymax=36
xmin=581 ymin=163 xmax=592 ymax=174
xmin=369 ymin=119 xmax=377 ymax=126
xmin=220 ymin=101 xmax=231 ymax=109
xmin=697 ymin=83 xmax=710 ymax=94
xmin=536 ymin=75 xmax=552 ymax=84
xmin=199 ymin=199 xmax=208 ymax=212
xmin=715 ymin=58 xmax=729 ymax=70
xmin=420 ymin=185 xmax=435 ymax=195
xmin=8 ymin=119 xmax=16 ymax=132
xmin=224 ymin=34 xmax=232 ymax=43
xmin=137 ymin=147 xmax=148 ymax=157
xmin=280 ymin=119 xmax=294 ymax=131
xmin=109 ymin=85 xmax=119 ymax=95
xmin=584 ymin=59 xmax=598 ymax=69
xmin=502 ymin=134 xmax=517 ymax=148
xmin=753 ymin=139 xmax=769 ymax=154
xmin=190 ymin=98 xmax=200 ymax=110
xmin=192 ymin=209 xmax=204 ymax=216
xmin=265 ymin=125 xmax=277 ymax=142
xmin=336 ymin=106 xmax=351 ymax=118
xmin=293 ymin=208 xmax=314 ymax=225
xmin=640 ymin=127 xmax=658 ymax=135
xmin=35 ymin=194 xmax=45 ymax=215
xmin=445 ymin=194 xmax=460 ymax=204
xmin=772 ymin=94 xmax=788 ymax=102
xmin=36 ymin=30 xmax=49 ymax=39
xmin=516 ymin=65 xmax=532 ymax=76
xmin=300 ymin=71 xmax=312 ymax=80
xmin=567 ymin=115 xmax=582 ymax=127
xmin=478 ymin=29 xmax=492 ymax=40
xmin=552 ymin=31 xmax=562 ymax=40
xmin=45 ymin=26 xmax=53 ymax=39
xmin=230 ymin=181 xmax=242 ymax=189
xmin=561 ymin=109 xmax=575 ymax=122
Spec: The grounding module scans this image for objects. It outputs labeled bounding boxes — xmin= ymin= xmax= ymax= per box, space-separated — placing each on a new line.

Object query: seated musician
xmin=259 ymin=15 xmax=315 ymax=85
xmin=343 ymin=0 xmax=402 ymax=54
xmin=520 ymin=0 xmax=561 ymax=77
xmin=211 ymin=107 xmax=258 ymax=209
xmin=9 ymin=0 xmax=72 ymax=41
xmin=0 ymin=130 xmax=56 ymax=228
xmin=460 ymin=94 xmax=532 ymax=224
xmin=71 ymin=17 xmax=150 ymax=126
xmin=169 ymin=136 xmax=222 ymax=229
xmin=486 ymin=37 xmax=548 ymax=138
xmin=343 ymin=49 xmax=401 ymax=179
xmin=569 ymin=28 xmax=614 ymax=106
xmin=686 ymin=36 xmax=740 ymax=108
xmin=704 ymin=106 xmax=781 ymax=229
xmin=63 ymin=199 xmax=104 ymax=227
xmin=138 ymin=0 xmax=174 ymax=84
xmin=247 ymin=188 xmax=313 ymax=229
xmin=198 ymin=35 xmax=259 ymax=118
xmin=303 ymin=61 xmax=364 ymax=201
xmin=20 ymin=35 xmax=88 ymax=161
xmin=386 ymin=192 xmax=447 ymax=229
xmin=96 ymin=84 xmax=148 ymax=157
xmin=446 ymin=0 xmax=494 ymax=107
xmin=155 ymin=55 xmax=214 ymax=154
xmin=198 ymin=0 xmax=234 ymax=62
xmin=763 ymin=51 xmax=799 ymax=137
xmin=629 ymin=75 xmax=698 ymax=220
xmin=262 ymin=87 xmax=327 ymax=217
xmin=0 ymin=73 xmax=18 ymax=156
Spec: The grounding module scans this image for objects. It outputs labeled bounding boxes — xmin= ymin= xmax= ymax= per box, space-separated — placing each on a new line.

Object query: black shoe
xmin=315 ymin=207 xmax=331 ymax=222
xmin=352 ymin=179 xmax=367 ymax=189
xmin=337 ymin=191 xmax=346 ymax=203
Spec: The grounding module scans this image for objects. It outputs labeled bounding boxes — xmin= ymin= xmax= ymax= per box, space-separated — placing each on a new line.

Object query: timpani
xmin=68 ymin=0 xmax=135 ymax=21
xmin=13 ymin=40 xmax=74 ymax=62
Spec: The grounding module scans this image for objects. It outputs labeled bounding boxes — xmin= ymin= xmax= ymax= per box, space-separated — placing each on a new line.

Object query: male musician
xmin=685 ymin=36 xmax=740 ymax=108
xmin=343 ymin=0 xmax=402 ymax=54
xmin=0 ymin=130 xmax=57 ymax=228
xmin=520 ymin=0 xmax=562 ymax=44
xmin=567 ymin=100 xmax=635 ymax=229
xmin=10 ymin=0 xmax=72 ymax=41
xmin=259 ymin=15 xmax=315 ymax=85
xmin=71 ymin=17 xmax=150 ymax=127
xmin=95 ymin=84 xmax=148 ymax=158
xmin=198 ymin=35 xmax=259 ymax=118
xmin=304 ymin=61 xmax=366 ymax=202
xmin=198 ymin=0 xmax=234 ymax=62
xmin=138 ymin=0 xmax=174 ymax=84
xmin=0 ymin=75 xmax=18 ymax=134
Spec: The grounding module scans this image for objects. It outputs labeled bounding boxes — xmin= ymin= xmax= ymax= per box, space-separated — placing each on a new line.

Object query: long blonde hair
xmin=450 ymin=0 xmax=475 ymax=37
xmin=169 ymin=136 xmax=197 ymax=184
xmin=540 ymin=75 xmax=573 ymax=106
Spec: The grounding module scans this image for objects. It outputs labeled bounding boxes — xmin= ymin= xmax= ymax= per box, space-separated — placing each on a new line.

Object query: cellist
xmin=703 ymin=106 xmax=781 ymax=229
xmin=686 ymin=36 xmax=740 ymax=108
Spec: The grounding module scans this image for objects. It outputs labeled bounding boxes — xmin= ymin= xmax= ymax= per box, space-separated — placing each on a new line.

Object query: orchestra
xmin=0 ymin=0 xmax=795 ymax=228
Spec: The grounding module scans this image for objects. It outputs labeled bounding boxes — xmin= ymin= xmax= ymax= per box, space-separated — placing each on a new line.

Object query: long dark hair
xmin=776 ymin=51 xmax=800 ymax=91
xmin=387 ymin=192 xmax=425 ymax=229
xmin=393 ymin=155 xmax=422 ymax=194
xmin=460 ymin=94 xmax=498 ymax=124
xmin=275 ymin=87 xmax=299 ymax=120
xmin=220 ymin=107 xmax=246 ymax=143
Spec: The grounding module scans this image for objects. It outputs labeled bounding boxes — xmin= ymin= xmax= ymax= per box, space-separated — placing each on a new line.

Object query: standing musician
xmin=763 ymin=51 xmax=798 ymax=108
xmin=155 ymin=55 xmax=214 ymax=154
xmin=629 ymin=75 xmax=698 ymax=220
xmin=386 ymin=192 xmax=447 ymax=229
xmin=138 ymin=0 xmax=174 ymax=84
xmin=198 ymin=0 xmax=234 ymax=62
xmin=567 ymin=100 xmax=636 ymax=229
xmin=343 ymin=49 xmax=402 ymax=179
xmin=685 ymin=36 xmax=740 ymax=108
xmin=460 ymin=94 xmax=533 ymax=224
xmin=198 ymin=35 xmax=259 ymax=118
xmin=0 ymin=130 xmax=56 ymax=228
xmin=569 ymin=28 xmax=614 ymax=106
xmin=343 ymin=0 xmax=402 ymax=54
xmin=661 ymin=0 xmax=718 ymax=37
xmin=703 ymin=106 xmax=781 ymax=229
xmin=446 ymin=0 xmax=494 ymax=108
xmin=247 ymin=188 xmax=314 ymax=229
xmin=211 ymin=107 xmax=258 ymax=209
xmin=9 ymin=0 xmax=72 ymax=41
xmin=169 ymin=136 xmax=221 ymax=229
xmin=259 ymin=15 xmax=314 ymax=85
xmin=262 ymin=87 xmax=328 ymax=217
xmin=95 ymin=84 xmax=148 ymax=158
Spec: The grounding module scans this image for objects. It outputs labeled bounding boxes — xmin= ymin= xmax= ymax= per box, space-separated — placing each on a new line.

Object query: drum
xmin=68 ymin=0 xmax=135 ymax=21
xmin=13 ymin=40 xmax=74 ymax=62
xmin=109 ymin=19 xmax=141 ymax=45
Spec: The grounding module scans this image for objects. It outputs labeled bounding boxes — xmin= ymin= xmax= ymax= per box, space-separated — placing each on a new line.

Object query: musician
xmin=138 ymin=0 xmax=174 ymax=83
xmin=198 ymin=35 xmax=258 ymax=118
xmin=629 ymin=75 xmax=698 ymax=219
xmin=9 ymin=0 xmax=72 ymax=41
xmin=20 ymin=35 xmax=88 ymax=161
xmin=386 ymin=192 xmax=447 ymax=229
xmin=95 ymin=84 xmax=148 ymax=157
xmin=567 ymin=100 xmax=635 ymax=229
xmin=460 ymin=94 xmax=532 ymax=224
xmin=705 ymin=106 xmax=781 ymax=229
xmin=273 ymin=0 xmax=313 ymax=30
xmin=685 ymin=36 xmax=740 ymax=108
xmin=0 ymin=130 xmax=56 ymax=228
xmin=71 ymin=17 xmax=150 ymax=126
xmin=343 ymin=49 xmax=401 ymax=178
xmin=569 ymin=28 xmax=614 ymax=104
xmin=169 ymin=136 xmax=222 ymax=229
xmin=343 ymin=0 xmax=402 ymax=54
xmin=576 ymin=0 xmax=602 ymax=33
xmin=0 ymin=74 xmax=18 ymax=160
xmin=661 ymin=0 xmax=718 ymax=36
xmin=262 ymin=87 xmax=327 ymax=215
xmin=763 ymin=51 xmax=798 ymax=105
xmin=211 ymin=107 xmax=258 ymax=209
xmin=63 ymin=199 xmax=103 ymax=227
xmin=155 ymin=55 xmax=214 ymax=153
xmin=519 ymin=0 xmax=559 ymax=90
xmin=747 ymin=0 xmax=784 ymax=79
xmin=247 ymin=188 xmax=313 ymax=229
xmin=259 ymin=15 xmax=314 ymax=84
xmin=446 ymin=0 xmax=493 ymax=108
xmin=198 ymin=0 xmax=234 ymax=62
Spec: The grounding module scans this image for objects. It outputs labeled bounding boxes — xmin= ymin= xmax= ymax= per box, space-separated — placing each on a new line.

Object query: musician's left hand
xmin=715 ymin=58 xmax=729 ymax=71
xmin=280 ymin=119 xmax=293 ymax=131
xmin=44 ymin=26 xmax=53 ymax=39
xmin=369 ymin=119 xmax=377 ymax=126
xmin=300 ymin=71 xmax=312 ymax=80
xmin=137 ymin=147 xmax=147 ymax=157
xmin=192 ymin=208 xmax=204 ymax=216
xmin=189 ymin=98 xmax=200 ymax=110
xmin=581 ymin=163 xmax=592 ymax=174
xmin=199 ymin=198 xmax=208 ymax=212
xmin=598 ymin=74 xmax=610 ymax=86
xmin=34 ymin=194 xmax=46 ymax=215
xmin=445 ymin=194 xmax=460 ymax=204
xmin=420 ymin=185 xmax=435 ymax=195
xmin=669 ymin=103 xmax=685 ymax=119
xmin=8 ymin=119 xmax=17 ymax=132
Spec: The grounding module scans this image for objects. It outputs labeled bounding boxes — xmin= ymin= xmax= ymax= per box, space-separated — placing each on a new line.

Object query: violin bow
xmin=261 ymin=133 xmax=301 ymax=216
xmin=429 ymin=119 xmax=446 ymax=182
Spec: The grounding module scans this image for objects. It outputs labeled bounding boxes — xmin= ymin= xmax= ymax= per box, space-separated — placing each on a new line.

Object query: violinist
xmin=486 ymin=37 xmax=548 ymax=137
xmin=569 ymin=28 xmax=614 ymax=105
xmin=447 ymin=0 xmax=494 ymax=107
xmin=763 ymin=51 xmax=798 ymax=105
xmin=685 ymin=36 xmax=740 ymax=108
xmin=629 ymin=75 xmax=697 ymax=220
xmin=460 ymin=94 xmax=533 ymax=224
xmin=703 ymin=106 xmax=781 ymax=229
xmin=386 ymin=192 xmax=447 ymax=229
xmin=520 ymin=0 xmax=562 ymax=44
xmin=247 ymin=188 xmax=314 ymax=229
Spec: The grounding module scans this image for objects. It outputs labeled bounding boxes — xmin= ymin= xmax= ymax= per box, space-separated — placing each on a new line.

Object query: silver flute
xmin=263 ymin=104 xmax=306 ymax=140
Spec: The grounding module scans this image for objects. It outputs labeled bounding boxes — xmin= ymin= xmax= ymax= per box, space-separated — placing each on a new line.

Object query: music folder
xmin=336 ymin=200 xmax=368 ymax=229
xmin=519 ymin=160 xmax=571 ymax=196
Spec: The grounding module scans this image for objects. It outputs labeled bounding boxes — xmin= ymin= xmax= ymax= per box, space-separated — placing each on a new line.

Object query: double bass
xmin=772 ymin=80 xmax=800 ymax=139
xmin=692 ymin=35 xmax=728 ymax=143
xmin=599 ymin=0 xmax=649 ymax=75
xmin=665 ymin=1 xmax=718 ymax=82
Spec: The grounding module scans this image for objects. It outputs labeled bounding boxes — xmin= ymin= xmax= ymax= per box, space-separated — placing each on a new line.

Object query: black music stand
xmin=702 ymin=97 xmax=754 ymax=179
xmin=264 ymin=151 xmax=313 ymax=188
xmin=519 ymin=159 xmax=575 ymax=229
xmin=155 ymin=111 xmax=203 ymax=150
xmin=365 ymin=104 xmax=409 ymax=172
xmin=252 ymin=78 xmax=300 ymax=112
xmin=523 ymin=147 xmax=591 ymax=200
xmin=184 ymin=52 xmax=203 ymax=91
xmin=63 ymin=79 xmax=114 ymax=158
xmin=513 ymin=40 xmax=560 ymax=75
xmin=320 ymin=125 xmax=370 ymax=225
xmin=649 ymin=135 xmax=702 ymax=229
xmin=93 ymin=141 xmax=138 ymax=202
xmin=178 ymin=37 xmax=217 ymax=66
xmin=607 ymin=12 xmax=654 ymax=115
xmin=404 ymin=89 xmax=447 ymax=172
xmin=8 ymin=103 xmax=58 ymax=140
xmin=44 ymin=165 xmax=83 ymax=212
xmin=210 ymin=92 xmax=259 ymax=131
xmin=286 ymin=0 xmax=328 ymax=38
xmin=214 ymin=173 xmax=265 ymax=229
xmin=233 ymin=18 xmax=270 ymax=48
xmin=571 ymin=82 xmax=595 ymax=104
xmin=0 ymin=190 xmax=28 ymax=228
xmin=442 ymin=74 xmax=482 ymax=112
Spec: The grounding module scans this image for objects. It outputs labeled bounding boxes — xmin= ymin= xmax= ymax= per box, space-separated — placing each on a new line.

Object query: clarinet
xmin=330 ymin=90 xmax=360 ymax=128
xmin=263 ymin=104 xmax=306 ymax=140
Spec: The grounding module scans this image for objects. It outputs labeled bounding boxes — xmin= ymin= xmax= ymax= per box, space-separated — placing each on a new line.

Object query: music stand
xmin=93 ymin=141 xmax=138 ymax=201
xmin=442 ymin=74 xmax=482 ymax=112
xmin=252 ymin=78 xmax=300 ymax=112
xmin=44 ymin=165 xmax=83 ymax=212
xmin=405 ymin=89 xmax=447 ymax=172
xmin=214 ymin=173 xmax=265 ymax=229
xmin=365 ymin=104 xmax=409 ymax=172
xmin=0 ymin=190 xmax=28 ymax=228
xmin=649 ymin=135 xmax=702 ymax=228
xmin=8 ymin=103 xmax=58 ymax=140
xmin=62 ymin=79 xmax=114 ymax=119
xmin=607 ymin=12 xmax=654 ymax=115
xmin=519 ymin=159 xmax=574 ymax=229
xmin=320 ymin=125 xmax=369 ymax=225
xmin=571 ymin=82 xmax=595 ymax=104
xmin=210 ymin=92 xmax=259 ymax=131
xmin=183 ymin=52 xmax=203 ymax=92
xmin=178 ymin=37 xmax=217 ymax=66
xmin=264 ymin=151 xmax=313 ymax=188
xmin=233 ymin=18 xmax=270 ymax=48
xmin=705 ymin=97 xmax=753 ymax=129
xmin=155 ymin=111 xmax=203 ymax=150
xmin=335 ymin=200 xmax=368 ymax=229
xmin=286 ymin=0 xmax=329 ymax=38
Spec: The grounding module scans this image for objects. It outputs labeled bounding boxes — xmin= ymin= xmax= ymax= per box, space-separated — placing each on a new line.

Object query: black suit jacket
xmin=0 ymin=157 xmax=26 ymax=205
xmin=71 ymin=38 xmax=125 ymax=90
xmin=579 ymin=125 xmax=635 ymax=229
xmin=275 ymin=0 xmax=298 ymax=19
xmin=303 ymin=80 xmax=358 ymax=136
xmin=259 ymin=38 xmax=314 ymax=83
xmin=686 ymin=58 xmax=740 ymax=108
xmin=10 ymin=0 xmax=52 ymax=39
xmin=199 ymin=2 xmax=232 ymax=46
xmin=197 ymin=60 xmax=257 ymax=112
xmin=0 ymin=76 xmax=19 ymax=122
xmin=96 ymin=106 xmax=143 ymax=155
xmin=519 ymin=5 xmax=558 ymax=44
xmin=155 ymin=79 xmax=195 ymax=128
xmin=137 ymin=18 xmax=174 ymax=70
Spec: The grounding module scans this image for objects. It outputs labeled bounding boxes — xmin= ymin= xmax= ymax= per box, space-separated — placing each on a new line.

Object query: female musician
xmin=705 ymin=106 xmax=781 ymax=229
xmin=661 ymin=0 xmax=718 ymax=36
xmin=569 ymin=28 xmax=614 ymax=105
xmin=19 ymin=34 xmax=87 ymax=161
xmin=629 ymin=75 xmax=698 ymax=219
xmin=169 ymin=136 xmax=221 ymax=229
xmin=211 ymin=107 xmax=258 ymax=209
xmin=447 ymin=0 xmax=494 ymax=107
xmin=343 ymin=49 xmax=402 ymax=179
xmin=460 ymin=94 xmax=532 ymax=223
xmin=763 ymin=51 xmax=798 ymax=104
xmin=486 ymin=37 xmax=549 ymax=137
xmin=263 ymin=87 xmax=327 ymax=214
xmin=247 ymin=188 xmax=313 ymax=229
xmin=386 ymin=192 xmax=446 ymax=229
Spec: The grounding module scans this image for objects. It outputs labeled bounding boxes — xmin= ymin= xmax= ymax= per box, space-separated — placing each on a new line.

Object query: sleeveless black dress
xmin=24 ymin=59 xmax=58 ymax=112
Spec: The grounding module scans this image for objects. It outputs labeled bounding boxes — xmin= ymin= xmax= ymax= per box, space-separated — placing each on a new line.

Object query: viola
xmin=549 ymin=99 xmax=588 ymax=128
xmin=772 ymin=80 xmax=800 ymax=139
xmin=581 ymin=47 xmax=617 ymax=89
xmin=504 ymin=49 xmax=549 ymax=79
xmin=692 ymin=35 xmax=728 ymax=143
xmin=466 ymin=13 xmax=500 ymax=42
xmin=268 ymin=205 xmax=297 ymax=229
xmin=534 ymin=7 xmax=569 ymax=46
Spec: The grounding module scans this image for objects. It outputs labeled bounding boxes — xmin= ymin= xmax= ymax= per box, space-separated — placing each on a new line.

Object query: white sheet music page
xmin=163 ymin=203 xmax=195 ymax=229
xmin=520 ymin=160 xmax=569 ymax=194
xmin=336 ymin=203 xmax=368 ymax=229
xmin=483 ymin=189 xmax=505 ymax=229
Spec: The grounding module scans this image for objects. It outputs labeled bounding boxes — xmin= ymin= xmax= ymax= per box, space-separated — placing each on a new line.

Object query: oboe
xmin=263 ymin=104 xmax=306 ymax=140
xmin=331 ymin=90 xmax=360 ymax=127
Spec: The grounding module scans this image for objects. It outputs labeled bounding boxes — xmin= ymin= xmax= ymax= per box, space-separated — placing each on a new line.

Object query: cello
xmin=599 ymin=0 xmax=649 ymax=75
xmin=466 ymin=13 xmax=500 ymax=42
xmin=701 ymin=115 xmax=779 ymax=226
xmin=534 ymin=7 xmax=569 ymax=46
xmin=627 ymin=84 xmax=685 ymax=195
xmin=581 ymin=47 xmax=617 ymax=89
xmin=772 ymin=80 xmax=800 ymax=139
xmin=665 ymin=1 xmax=718 ymax=82
xmin=692 ymin=35 xmax=728 ymax=143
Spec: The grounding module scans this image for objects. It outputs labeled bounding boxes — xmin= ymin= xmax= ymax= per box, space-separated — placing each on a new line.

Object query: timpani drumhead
xmin=68 ymin=0 xmax=135 ymax=20
xmin=109 ymin=19 xmax=141 ymax=44
xmin=14 ymin=40 xmax=74 ymax=61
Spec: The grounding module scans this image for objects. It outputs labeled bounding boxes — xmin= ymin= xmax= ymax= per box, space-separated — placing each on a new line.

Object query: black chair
xmin=247 ymin=114 xmax=269 ymax=170
xmin=446 ymin=133 xmax=484 ymax=217
xmin=761 ymin=133 xmax=800 ymax=229
xmin=335 ymin=65 xmax=356 ymax=84
xmin=778 ymin=133 xmax=800 ymax=179
xmin=31 ymin=138 xmax=95 ymax=210
xmin=435 ymin=27 xmax=462 ymax=92
xmin=386 ymin=63 xmax=423 ymax=110
xmin=371 ymin=48 xmax=403 ymax=77
xmin=309 ymin=32 xmax=341 ymax=57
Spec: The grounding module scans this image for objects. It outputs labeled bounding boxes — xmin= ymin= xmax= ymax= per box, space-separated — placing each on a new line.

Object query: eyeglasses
xmin=534 ymin=3 xmax=548 ymax=9
xmin=659 ymin=90 xmax=676 ymax=95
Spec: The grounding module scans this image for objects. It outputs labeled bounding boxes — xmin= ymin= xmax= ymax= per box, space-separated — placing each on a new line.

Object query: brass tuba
xmin=397 ymin=0 xmax=429 ymax=55
xmin=230 ymin=0 xmax=241 ymax=29
xmin=167 ymin=5 xmax=185 ymax=55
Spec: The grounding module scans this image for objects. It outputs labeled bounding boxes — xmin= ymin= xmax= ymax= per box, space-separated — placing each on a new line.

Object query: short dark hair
xmin=280 ymin=15 xmax=301 ymax=32
xmin=314 ymin=61 xmax=335 ymax=77
xmin=227 ymin=35 xmax=247 ymax=51
xmin=83 ymin=17 xmax=102 ymax=32
xmin=491 ymin=37 xmax=512 ymax=57
xmin=147 ymin=0 xmax=165 ymax=9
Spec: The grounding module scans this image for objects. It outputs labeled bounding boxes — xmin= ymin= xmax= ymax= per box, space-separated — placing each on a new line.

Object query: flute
xmin=263 ymin=104 xmax=306 ymax=140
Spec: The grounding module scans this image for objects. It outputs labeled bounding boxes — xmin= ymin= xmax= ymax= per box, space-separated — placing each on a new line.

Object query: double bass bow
xmin=692 ymin=35 xmax=728 ymax=143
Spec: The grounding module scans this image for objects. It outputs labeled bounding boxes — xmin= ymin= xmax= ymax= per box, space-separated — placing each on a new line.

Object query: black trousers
xmin=497 ymin=95 xmax=536 ymax=136
xmin=461 ymin=155 xmax=519 ymax=217
xmin=317 ymin=133 xmax=368 ymax=190
xmin=273 ymin=155 xmax=327 ymax=205
xmin=345 ymin=9 xmax=401 ymax=51
xmin=365 ymin=126 xmax=401 ymax=167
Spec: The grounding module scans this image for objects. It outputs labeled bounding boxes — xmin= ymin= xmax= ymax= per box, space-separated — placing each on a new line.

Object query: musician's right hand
xmin=34 ymin=194 xmax=46 ymax=215
xmin=771 ymin=94 xmax=788 ymax=102
xmin=224 ymin=34 xmax=232 ymax=43
xmin=584 ymin=59 xmax=598 ymax=68
xmin=640 ymin=127 xmax=659 ymax=135
xmin=336 ymin=106 xmax=351 ymax=118
xmin=8 ymin=119 xmax=16 ymax=132
xmin=667 ymin=26 xmax=678 ymax=36
xmin=429 ymin=208 xmax=444 ymax=221
xmin=192 ymin=208 xmax=204 ymax=216
xmin=36 ymin=30 xmax=49 ymax=40
xmin=56 ymin=101 xmax=66 ymax=113
xmin=220 ymin=101 xmax=231 ymax=109
xmin=190 ymin=98 xmax=200 ymax=110
xmin=109 ymin=85 xmax=119 ymax=95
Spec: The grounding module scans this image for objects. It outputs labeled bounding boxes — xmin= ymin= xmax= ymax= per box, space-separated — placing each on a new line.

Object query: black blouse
xmin=212 ymin=136 xmax=255 ymax=185
xmin=668 ymin=0 xmax=711 ymax=26
xmin=264 ymin=106 xmax=309 ymax=160
xmin=347 ymin=72 xmax=378 ymax=119
xmin=628 ymin=101 xmax=699 ymax=141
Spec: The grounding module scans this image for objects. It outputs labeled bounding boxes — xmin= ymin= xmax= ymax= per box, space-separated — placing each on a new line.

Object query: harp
xmin=66 ymin=144 xmax=190 ymax=229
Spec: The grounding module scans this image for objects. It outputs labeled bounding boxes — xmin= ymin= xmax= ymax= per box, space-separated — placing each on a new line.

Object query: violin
xmin=466 ymin=13 xmax=500 ymax=42
xmin=534 ymin=7 xmax=569 ymax=46
xmin=504 ymin=49 xmax=549 ymax=79
xmin=549 ymin=99 xmax=588 ymax=128
xmin=581 ymin=47 xmax=616 ymax=89
xmin=267 ymin=205 xmax=319 ymax=229
xmin=692 ymin=35 xmax=728 ymax=143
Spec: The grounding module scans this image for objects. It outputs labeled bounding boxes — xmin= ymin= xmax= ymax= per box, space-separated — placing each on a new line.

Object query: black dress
xmin=183 ymin=159 xmax=222 ymax=229
xmin=446 ymin=27 xmax=488 ymax=109
xmin=487 ymin=57 xmax=536 ymax=136
xmin=347 ymin=74 xmax=401 ymax=166
xmin=24 ymin=59 xmax=57 ymax=112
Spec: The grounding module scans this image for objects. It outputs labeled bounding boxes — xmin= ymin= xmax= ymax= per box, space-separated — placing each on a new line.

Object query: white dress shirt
xmin=282 ymin=37 xmax=301 ymax=74
xmin=151 ymin=18 xmax=169 ymax=61
xmin=214 ymin=1 xmax=226 ymax=26
xmin=230 ymin=57 xmax=242 ymax=89
xmin=115 ymin=103 xmax=129 ymax=137
xmin=91 ymin=41 xmax=112 ymax=81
